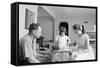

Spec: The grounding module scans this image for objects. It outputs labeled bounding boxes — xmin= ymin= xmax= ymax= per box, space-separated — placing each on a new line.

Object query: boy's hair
xmin=29 ymin=23 xmax=40 ymax=33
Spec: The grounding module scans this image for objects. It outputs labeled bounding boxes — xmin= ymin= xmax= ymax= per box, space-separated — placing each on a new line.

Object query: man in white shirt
xmin=19 ymin=23 xmax=42 ymax=64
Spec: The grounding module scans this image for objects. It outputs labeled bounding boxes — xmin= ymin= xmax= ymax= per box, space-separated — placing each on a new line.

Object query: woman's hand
xmin=70 ymin=41 xmax=78 ymax=52
xmin=71 ymin=53 xmax=77 ymax=60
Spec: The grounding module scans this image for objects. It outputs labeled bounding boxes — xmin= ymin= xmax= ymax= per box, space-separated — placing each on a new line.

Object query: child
xmin=71 ymin=24 xmax=95 ymax=60
xmin=56 ymin=26 xmax=71 ymax=51
xmin=52 ymin=26 xmax=71 ymax=62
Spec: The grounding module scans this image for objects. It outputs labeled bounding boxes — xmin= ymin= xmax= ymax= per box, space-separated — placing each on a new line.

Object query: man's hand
xmin=28 ymin=58 xmax=40 ymax=63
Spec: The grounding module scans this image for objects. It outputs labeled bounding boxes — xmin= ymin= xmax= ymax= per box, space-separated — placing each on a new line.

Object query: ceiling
xmin=41 ymin=6 xmax=96 ymax=18
xmin=38 ymin=6 xmax=52 ymax=17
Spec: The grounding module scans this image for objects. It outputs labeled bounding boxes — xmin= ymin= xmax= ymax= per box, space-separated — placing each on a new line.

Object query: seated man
xmin=19 ymin=23 xmax=42 ymax=64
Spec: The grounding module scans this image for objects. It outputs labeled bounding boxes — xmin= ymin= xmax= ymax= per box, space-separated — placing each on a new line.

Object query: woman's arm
xmin=70 ymin=41 xmax=79 ymax=52
xmin=54 ymin=35 xmax=59 ymax=50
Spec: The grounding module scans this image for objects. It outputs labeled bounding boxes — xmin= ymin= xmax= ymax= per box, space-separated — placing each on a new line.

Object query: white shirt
xmin=73 ymin=34 xmax=95 ymax=60
xmin=76 ymin=34 xmax=89 ymax=50
xmin=56 ymin=34 xmax=71 ymax=51
xmin=19 ymin=33 xmax=39 ymax=63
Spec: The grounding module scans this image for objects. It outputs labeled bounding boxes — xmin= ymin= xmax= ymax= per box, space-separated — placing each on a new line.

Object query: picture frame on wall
xmin=11 ymin=2 xmax=98 ymax=66
xmin=25 ymin=8 xmax=35 ymax=29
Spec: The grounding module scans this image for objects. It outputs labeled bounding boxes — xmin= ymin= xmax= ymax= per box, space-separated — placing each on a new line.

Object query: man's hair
xmin=29 ymin=23 xmax=40 ymax=33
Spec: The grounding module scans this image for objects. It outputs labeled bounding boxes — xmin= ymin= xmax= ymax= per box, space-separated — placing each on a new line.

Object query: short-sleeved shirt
xmin=56 ymin=35 xmax=71 ymax=50
xmin=76 ymin=34 xmax=89 ymax=50
xmin=73 ymin=34 xmax=95 ymax=60
xmin=19 ymin=34 xmax=37 ymax=62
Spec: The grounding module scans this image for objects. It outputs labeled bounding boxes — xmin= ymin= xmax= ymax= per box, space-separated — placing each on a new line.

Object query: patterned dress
xmin=72 ymin=34 xmax=95 ymax=60
xmin=52 ymin=35 xmax=71 ymax=62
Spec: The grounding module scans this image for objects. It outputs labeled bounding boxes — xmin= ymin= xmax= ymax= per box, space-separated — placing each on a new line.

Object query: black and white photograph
xmin=11 ymin=2 xmax=97 ymax=66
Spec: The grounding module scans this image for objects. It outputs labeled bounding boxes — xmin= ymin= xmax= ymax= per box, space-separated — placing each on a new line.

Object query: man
xmin=19 ymin=23 xmax=42 ymax=64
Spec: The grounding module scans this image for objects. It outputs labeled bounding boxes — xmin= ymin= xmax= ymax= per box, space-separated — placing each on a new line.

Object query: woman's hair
xmin=81 ymin=25 xmax=85 ymax=34
xmin=59 ymin=26 xmax=66 ymax=35
xmin=29 ymin=23 xmax=40 ymax=33
xmin=73 ymin=24 xmax=85 ymax=34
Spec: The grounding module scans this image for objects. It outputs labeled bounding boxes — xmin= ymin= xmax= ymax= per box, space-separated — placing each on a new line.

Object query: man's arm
xmin=23 ymin=40 xmax=40 ymax=63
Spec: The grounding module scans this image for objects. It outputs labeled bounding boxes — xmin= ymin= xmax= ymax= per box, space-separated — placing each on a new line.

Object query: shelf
xmin=89 ymin=39 xmax=96 ymax=41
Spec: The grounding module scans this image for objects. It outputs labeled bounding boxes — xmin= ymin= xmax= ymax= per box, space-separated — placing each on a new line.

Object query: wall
xmin=38 ymin=17 xmax=54 ymax=41
xmin=68 ymin=14 xmax=96 ymax=40
xmin=42 ymin=7 xmax=96 ymax=41
xmin=19 ymin=5 xmax=39 ymax=39
xmin=37 ymin=6 xmax=55 ymax=41
xmin=54 ymin=14 xmax=96 ymax=41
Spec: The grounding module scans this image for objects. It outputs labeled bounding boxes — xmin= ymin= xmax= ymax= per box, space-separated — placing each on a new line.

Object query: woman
xmin=56 ymin=26 xmax=71 ymax=51
xmin=72 ymin=24 xmax=95 ymax=60
xmin=52 ymin=26 xmax=71 ymax=62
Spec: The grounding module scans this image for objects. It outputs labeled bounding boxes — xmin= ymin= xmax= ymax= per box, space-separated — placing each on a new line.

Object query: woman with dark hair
xmin=52 ymin=26 xmax=71 ymax=62
xmin=56 ymin=26 xmax=71 ymax=50
xmin=71 ymin=24 xmax=94 ymax=60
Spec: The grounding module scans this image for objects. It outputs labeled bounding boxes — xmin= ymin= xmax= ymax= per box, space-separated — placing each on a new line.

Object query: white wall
xmin=19 ymin=5 xmax=39 ymax=39
xmin=68 ymin=14 xmax=96 ymax=40
xmin=38 ymin=17 xmax=54 ymax=41
xmin=42 ymin=6 xmax=96 ymax=41
xmin=54 ymin=14 xmax=96 ymax=41
xmin=37 ymin=6 xmax=55 ymax=41
xmin=42 ymin=7 xmax=95 ymax=41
